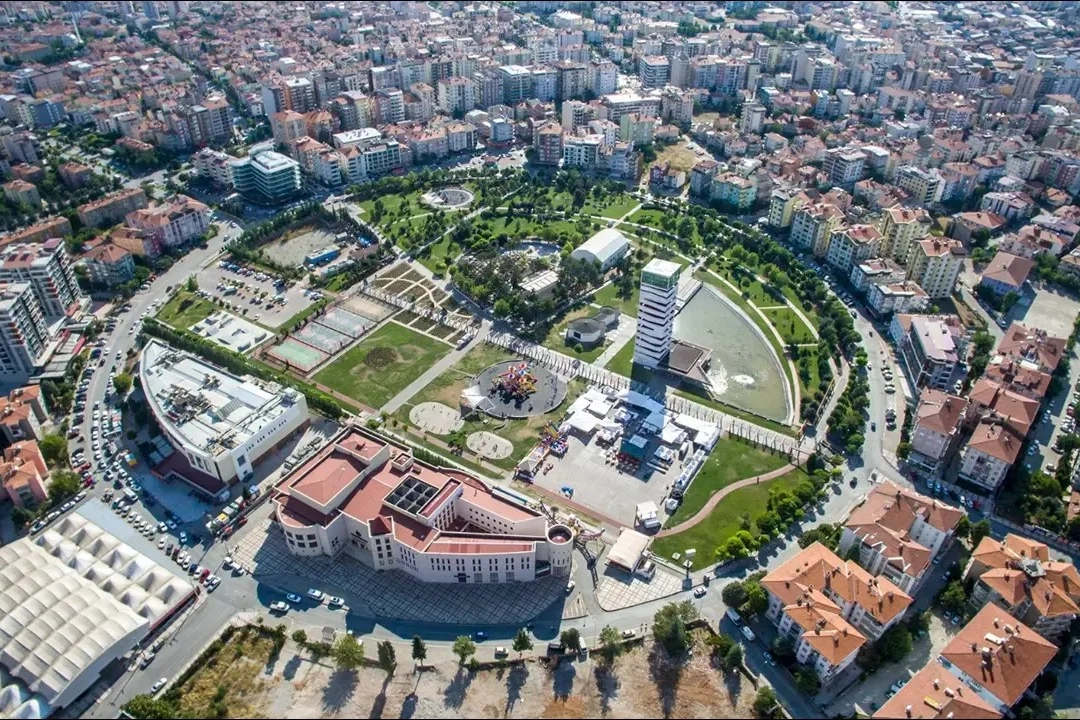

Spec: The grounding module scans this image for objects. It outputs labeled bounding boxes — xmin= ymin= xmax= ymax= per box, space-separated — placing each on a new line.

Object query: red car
xmin=79 ymin=463 xmax=92 ymax=472
xmin=236 ymin=516 xmax=248 ymax=527
xmin=199 ymin=568 xmax=211 ymax=582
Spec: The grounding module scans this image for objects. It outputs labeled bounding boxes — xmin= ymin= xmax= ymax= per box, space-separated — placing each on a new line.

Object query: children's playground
xmin=473 ymin=359 xmax=567 ymax=419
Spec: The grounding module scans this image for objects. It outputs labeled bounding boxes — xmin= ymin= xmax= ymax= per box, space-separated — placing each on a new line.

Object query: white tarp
xmin=566 ymin=396 xmax=591 ymax=416
xmin=588 ymin=398 xmax=614 ymax=417
xmin=608 ymin=528 xmax=652 ymax=571
xmin=660 ymin=423 xmax=687 ymax=446
xmin=636 ymin=501 xmax=660 ymax=528
xmin=616 ymin=389 xmax=665 ymax=414
xmin=566 ymin=411 xmax=601 ymax=434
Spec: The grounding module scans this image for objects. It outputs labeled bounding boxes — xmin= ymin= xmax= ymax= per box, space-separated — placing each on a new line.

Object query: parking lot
xmin=536 ymin=429 xmax=685 ymax=527
xmin=1010 ymin=285 xmax=1080 ymax=339
xmin=197 ymin=262 xmax=317 ymax=331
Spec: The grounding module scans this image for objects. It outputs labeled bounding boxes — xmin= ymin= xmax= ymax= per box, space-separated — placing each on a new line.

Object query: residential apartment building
xmin=562 ymin=135 xmax=602 ymax=170
xmin=938 ymin=606 xmax=1056 ymax=715
xmin=980 ymin=251 xmax=1034 ymax=297
xmin=896 ymin=315 xmax=966 ymax=391
xmin=996 ymin=322 xmax=1066 ymax=374
xmin=0 ymin=217 xmax=71 ymax=248
xmin=965 ymin=534 xmax=1080 ymax=642
xmin=895 ymin=166 xmax=944 ymax=207
xmin=711 ymin=173 xmax=756 ymax=211
xmin=125 ymin=195 xmax=210 ymax=249
xmin=0 ymin=385 xmax=47 ymax=445
xmin=436 ymin=76 xmax=475 ymax=116
xmin=0 ymin=240 xmax=83 ymax=319
xmin=634 ymin=259 xmax=681 ymax=369
xmin=534 ymin=123 xmax=564 ymax=166
xmin=880 ymin=205 xmax=932 ymax=264
xmin=865 ymin=281 xmax=929 ymax=316
xmin=826 ymin=224 xmax=882 ymax=273
xmin=2 ymin=180 xmax=40 ymax=209
xmin=193 ymin=147 xmax=234 ymax=187
xmin=0 ymin=440 xmax=49 ymax=509
xmin=270 ymin=110 xmax=308 ymax=152
xmin=77 ymin=188 xmax=149 ymax=229
xmin=958 ymin=418 xmax=1023 ymax=491
xmin=229 ymin=150 xmax=302 ymax=203
xmin=874 ymin=665 xmax=1002 ymax=720
xmin=907 ymin=390 xmax=968 ymax=478
xmin=838 ymin=482 xmax=963 ymax=593
xmin=762 ymin=543 xmax=913 ymax=681
xmin=823 ymin=147 xmax=866 ymax=190
xmin=790 ymin=202 xmax=845 ymax=257
xmin=906 ymin=238 xmax=965 ymax=299
xmin=270 ymin=424 xmax=573 ymax=583
xmin=638 ymin=56 xmax=670 ymax=89
xmin=0 ymin=282 xmax=50 ymax=384
xmin=82 ymin=243 xmax=135 ymax=288
xmin=850 ymin=258 xmax=907 ymax=293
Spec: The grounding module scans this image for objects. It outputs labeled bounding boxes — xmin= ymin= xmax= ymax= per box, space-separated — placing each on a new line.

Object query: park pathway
xmin=655 ymin=462 xmax=796 ymax=537
xmin=379 ymin=318 xmax=492 ymax=415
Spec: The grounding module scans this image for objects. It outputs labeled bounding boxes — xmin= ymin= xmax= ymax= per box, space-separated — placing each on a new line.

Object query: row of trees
xmin=826 ymin=370 xmax=870 ymax=455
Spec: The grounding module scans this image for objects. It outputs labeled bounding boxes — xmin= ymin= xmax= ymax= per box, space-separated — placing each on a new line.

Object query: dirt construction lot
xmin=183 ymin=632 xmax=758 ymax=719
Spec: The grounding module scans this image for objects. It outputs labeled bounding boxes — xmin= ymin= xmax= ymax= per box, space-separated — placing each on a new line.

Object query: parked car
xmin=286 ymin=593 xmax=302 ymax=604
xmin=307 ymin=588 xmax=324 ymax=601
xmin=269 ymin=601 xmax=289 ymax=613
xmin=150 ymin=677 xmax=168 ymax=694
xmin=328 ymin=596 xmax=344 ymax=608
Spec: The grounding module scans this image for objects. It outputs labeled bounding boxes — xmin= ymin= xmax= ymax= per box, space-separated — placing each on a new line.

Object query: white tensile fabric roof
xmin=0 ymin=513 xmax=195 ymax=717
xmin=608 ymin=528 xmax=651 ymax=571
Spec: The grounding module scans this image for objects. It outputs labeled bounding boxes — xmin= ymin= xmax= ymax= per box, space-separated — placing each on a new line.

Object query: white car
xmin=150 ymin=677 xmax=168 ymax=694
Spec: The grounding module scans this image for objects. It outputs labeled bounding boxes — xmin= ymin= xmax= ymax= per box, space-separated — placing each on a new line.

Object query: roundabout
xmin=471 ymin=359 xmax=567 ymax=419
xmin=420 ymin=186 xmax=475 ymax=210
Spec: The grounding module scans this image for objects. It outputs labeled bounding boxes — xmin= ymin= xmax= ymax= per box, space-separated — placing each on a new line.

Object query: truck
xmin=726 ymin=608 xmax=742 ymax=626
xmin=740 ymin=626 xmax=756 ymax=642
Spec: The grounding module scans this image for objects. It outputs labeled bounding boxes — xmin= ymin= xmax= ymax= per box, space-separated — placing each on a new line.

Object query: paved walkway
xmin=379 ymin=318 xmax=491 ymax=415
xmin=656 ymin=462 xmax=796 ymax=537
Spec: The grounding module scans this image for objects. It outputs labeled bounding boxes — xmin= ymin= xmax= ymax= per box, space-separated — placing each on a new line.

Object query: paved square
xmin=537 ymin=432 xmax=685 ymax=526
xmin=595 ymin=564 xmax=683 ymax=611
xmin=233 ymin=519 xmax=571 ymax=625
xmin=1017 ymin=287 xmax=1080 ymax=338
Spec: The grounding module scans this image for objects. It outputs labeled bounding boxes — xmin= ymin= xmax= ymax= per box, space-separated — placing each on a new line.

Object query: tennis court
xmin=294 ymin=322 xmax=352 ymax=354
xmin=267 ymin=338 xmax=329 ymax=372
xmin=316 ymin=306 xmax=375 ymax=339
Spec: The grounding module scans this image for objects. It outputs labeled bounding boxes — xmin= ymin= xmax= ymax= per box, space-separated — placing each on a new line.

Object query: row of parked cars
xmin=29 ymin=490 xmax=87 ymax=534
xmin=268 ymin=587 xmax=345 ymax=614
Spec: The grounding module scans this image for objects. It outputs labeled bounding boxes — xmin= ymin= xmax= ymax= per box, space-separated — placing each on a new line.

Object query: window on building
xmin=505 ymin=571 xmax=514 ymax=582
xmin=474 ymin=572 xmax=483 ymax=583
xmin=490 ymin=572 xmax=499 ymax=583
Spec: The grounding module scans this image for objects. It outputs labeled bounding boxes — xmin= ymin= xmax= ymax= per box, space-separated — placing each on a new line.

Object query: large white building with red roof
xmin=270 ymin=424 xmax=574 ymax=583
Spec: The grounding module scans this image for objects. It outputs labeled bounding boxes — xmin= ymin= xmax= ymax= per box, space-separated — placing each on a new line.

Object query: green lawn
xmin=313 ymin=321 xmax=451 ymax=408
xmin=665 ymin=436 xmax=791 ymax=527
xmin=604 ymin=336 xmax=637 ymax=376
xmin=593 ymin=282 xmax=639 ymax=318
xmin=584 ymin=195 xmax=640 ymax=220
xmin=156 ymin=291 xmax=216 ymax=329
xmin=415 ymin=235 xmax=456 ymax=275
xmin=652 ymin=467 xmax=807 ymax=570
xmin=396 ymin=343 xmax=586 ymax=470
xmin=762 ymin=307 xmax=817 ymax=345
xmin=795 ymin=346 xmax=824 ymax=401
xmin=628 ymin=208 xmax=669 ymax=228
xmin=356 ymin=190 xmax=426 ymax=230
xmin=541 ymin=305 xmax=610 ymax=363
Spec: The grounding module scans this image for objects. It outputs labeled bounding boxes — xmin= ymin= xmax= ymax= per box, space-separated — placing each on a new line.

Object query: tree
xmin=113 ymin=372 xmax=133 ymax=394
xmin=720 ymin=643 xmax=743 ymax=671
xmin=877 ymin=625 xmax=913 ymax=663
xmin=954 ymin=515 xmax=971 ymax=539
xmin=745 ymin=583 xmax=769 ymax=617
xmin=39 ymin=433 xmax=68 ymax=468
xmin=331 ymin=633 xmax=365 ymax=670
xmin=753 ymin=686 xmax=779 ymax=718
xmin=938 ymin=581 xmax=968 ymax=616
xmin=49 ymin=469 xmax=81 ymax=501
xmin=452 ymin=635 xmax=476 ymax=665
xmin=652 ymin=600 xmax=698 ymax=656
xmin=597 ymin=625 xmax=623 ymax=665
xmin=970 ymin=519 xmax=991 ymax=547
xmin=291 ymin=629 xmax=307 ymax=646
xmin=122 ymin=695 xmax=178 ymax=719
xmin=411 ymin=635 xmax=427 ymax=666
xmin=560 ymin=628 xmax=582 ymax=653
xmin=186 ymin=275 xmax=198 ymax=292
xmin=721 ymin=582 xmax=749 ymax=610
xmin=512 ymin=628 xmax=533 ymax=658
xmin=376 ymin=640 xmax=397 ymax=675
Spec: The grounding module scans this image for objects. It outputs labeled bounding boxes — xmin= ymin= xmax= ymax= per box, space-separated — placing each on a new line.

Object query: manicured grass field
xmin=156 ymin=291 xmax=216 ymax=329
xmin=313 ymin=321 xmax=451 ymax=408
xmin=762 ymin=307 xmax=817 ymax=345
xmin=652 ymin=467 xmax=807 ymax=570
xmin=583 ymin=195 xmax=640 ymax=220
xmin=593 ymin=282 xmax=640 ymax=318
xmin=664 ymin=436 xmax=792 ymax=527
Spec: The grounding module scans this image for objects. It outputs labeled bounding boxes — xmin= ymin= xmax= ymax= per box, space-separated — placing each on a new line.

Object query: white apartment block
xmin=959 ymin=419 xmax=1022 ymax=491
xmin=825 ymin=224 xmax=882 ymax=273
xmin=823 ymin=147 xmax=866 ymax=189
xmin=906 ymin=238 xmax=965 ymax=299
xmin=125 ymin=196 xmax=210 ymax=249
xmin=0 ymin=240 xmax=84 ymax=320
xmin=0 ymin=282 xmax=50 ymax=383
xmin=906 ymin=389 xmax=968 ymax=477
xmin=437 ymin=76 xmax=475 ymax=115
